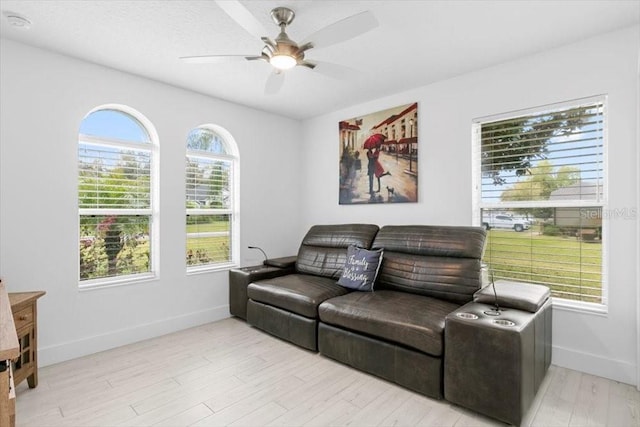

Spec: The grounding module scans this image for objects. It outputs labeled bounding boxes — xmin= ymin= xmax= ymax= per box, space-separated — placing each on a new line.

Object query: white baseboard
xmin=38 ymin=305 xmax=230 ymax=367
xmin=552 ymin=344 xmax=636 ymax=386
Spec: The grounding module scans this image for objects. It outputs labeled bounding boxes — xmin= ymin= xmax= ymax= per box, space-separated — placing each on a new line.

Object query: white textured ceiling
xmin=1 ymin=1 xmax=638 ymax=119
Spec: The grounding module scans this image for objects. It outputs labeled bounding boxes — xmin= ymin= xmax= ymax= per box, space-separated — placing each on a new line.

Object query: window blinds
xmin=480 ymin=102 xmax=604 ymax=204
xmin=185 ymin=147 xmax=234 ymax=268
xmin=477 ymin=98 xmax=605 ymax=305
xmin=79 ymin=141 xmax=151 ymax=210
xmin=78 ymin=133 xmax=153 ymax=282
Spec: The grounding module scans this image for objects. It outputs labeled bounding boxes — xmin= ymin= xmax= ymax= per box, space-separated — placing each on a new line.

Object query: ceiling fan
xmin=180 ymin=0 xmax=379 ymax=94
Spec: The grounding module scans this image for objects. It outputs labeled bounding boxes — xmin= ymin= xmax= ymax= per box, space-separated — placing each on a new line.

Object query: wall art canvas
xmin=339 ymin=102 xmax=418 ymax=204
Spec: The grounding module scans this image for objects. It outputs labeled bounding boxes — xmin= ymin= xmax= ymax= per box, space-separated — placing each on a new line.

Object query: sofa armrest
xmin=264 ymin=256 xmax=297 ymax=269
xmin=474 ymin=279 xmax=550 ymax=313
xmin=445 ymin=298 xmax=552 ymax=425
xmin=229 ymin=261 xmax=296 ymax=320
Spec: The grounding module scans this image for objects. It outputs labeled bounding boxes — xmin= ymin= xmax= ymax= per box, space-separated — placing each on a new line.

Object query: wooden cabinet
xmin=0 ymin=288 xmax=44 ymax=427
xmin=0 ymin=281 xmax=19 ymax=427
xmin=9 ymin=291 xmax=45 ymax=389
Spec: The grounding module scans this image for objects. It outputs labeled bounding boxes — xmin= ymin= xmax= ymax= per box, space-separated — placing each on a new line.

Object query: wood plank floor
xmin=15 ymin=318 xmax=640 ymax=426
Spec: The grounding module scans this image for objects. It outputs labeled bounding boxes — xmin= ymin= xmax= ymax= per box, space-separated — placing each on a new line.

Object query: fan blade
xmin=214 ymin=0 xmax=268 ymax=39
xmin=180 ymin=55 xmax=258 ymax=64
xmin=310 ymin=61 xmax=362 ymax=80
xmin=265 ymin=71 xmax=285 ymax=95
xmin=300 ymin=11 xmax=378 ymax=50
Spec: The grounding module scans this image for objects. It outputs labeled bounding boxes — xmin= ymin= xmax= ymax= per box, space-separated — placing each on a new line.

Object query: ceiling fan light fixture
xmin=182 ymin=2 xmax=379 ymax=94
xmin=270 ymin=54 xmax=297 ymax=70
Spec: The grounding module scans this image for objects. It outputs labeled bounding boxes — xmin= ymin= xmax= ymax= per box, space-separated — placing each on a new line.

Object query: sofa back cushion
xmin=372 ymin=225 xmax=486 ymax=304
xmin=296 ymin=224 xmax=380 ymax=279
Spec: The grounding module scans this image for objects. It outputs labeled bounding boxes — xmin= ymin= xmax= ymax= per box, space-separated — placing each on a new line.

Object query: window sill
xmin=187 ymin=262 xmax=238 ymax=276
xmin=552 ymin=298 xmax=608 ymax=317
xmin=78 ymin=273 xmax=158 ymax=291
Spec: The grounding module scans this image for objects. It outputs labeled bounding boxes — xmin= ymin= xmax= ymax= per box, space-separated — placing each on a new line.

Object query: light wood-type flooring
xmin=15 ymin=318 xmax=640 ymax=426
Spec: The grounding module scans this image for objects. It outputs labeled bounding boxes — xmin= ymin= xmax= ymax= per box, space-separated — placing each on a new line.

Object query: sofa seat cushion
xmin=319 ymin=290 xmax=460 ymax=356
xmin=248 ymin=274 xmax=349 ymax=319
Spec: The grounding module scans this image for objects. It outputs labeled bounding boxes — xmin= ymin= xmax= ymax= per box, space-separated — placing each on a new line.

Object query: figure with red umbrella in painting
xmin=363 ymin=133 xmax=391 ymax=196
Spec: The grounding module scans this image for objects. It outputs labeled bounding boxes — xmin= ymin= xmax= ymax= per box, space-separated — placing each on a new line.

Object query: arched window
xmin=186 ymin=126 xmax=239 ymax=271
xmin=78 ymin=106 xmax=158 ymax=286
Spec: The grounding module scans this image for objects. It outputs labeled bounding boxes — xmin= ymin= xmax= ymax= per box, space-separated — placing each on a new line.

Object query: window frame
xmin=471 ymin=95 xmax=608 ymax=313
xmin=78 ymin=105 xmax=160 ymax=289
xmin=185 ymin=125 xmax=240 ymax=273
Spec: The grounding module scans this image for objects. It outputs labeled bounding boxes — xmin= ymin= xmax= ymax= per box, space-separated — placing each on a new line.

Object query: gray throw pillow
xmin=337 ymin=245 xmax=383 ymax=291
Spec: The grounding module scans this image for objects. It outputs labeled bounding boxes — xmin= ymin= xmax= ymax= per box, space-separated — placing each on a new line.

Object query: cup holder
xmin=492 ymin=319 xmax=516 ymax=327
xmin=456 ymin=312 xmax=479 ymax=320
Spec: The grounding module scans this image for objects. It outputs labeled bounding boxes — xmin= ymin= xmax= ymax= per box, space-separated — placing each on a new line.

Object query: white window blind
xmin=474 ymin=97 xmax=606 ymax=305
xmin=79 ymin=139 xmax=151 ymax=209
xmin=186 ymin=127 xmax=236 ymax=270
xmin=186 ymin=156 xmax=231 ymax=210
xmin=78 ymin=108 xmax=155 ymax=284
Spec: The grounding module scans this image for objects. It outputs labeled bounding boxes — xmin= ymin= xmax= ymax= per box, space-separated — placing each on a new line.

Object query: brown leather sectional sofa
xmin=230 ymin=224 xmax=552 ymax=425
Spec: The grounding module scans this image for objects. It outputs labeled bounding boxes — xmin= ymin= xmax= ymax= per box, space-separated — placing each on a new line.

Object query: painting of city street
xmin=339 ymin=102 xmax=418 ymax=204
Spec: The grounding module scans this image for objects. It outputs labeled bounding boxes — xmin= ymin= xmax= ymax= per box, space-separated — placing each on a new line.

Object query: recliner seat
xmin=316 ymin=225 xmax=487 ymax=399
xmin=246 ymin=224 xmax=379 ymax=351
xmin=248 ymin=274 xmax=347 ymax=319
xmin=319 ymin=290 xmax=459 ymax=356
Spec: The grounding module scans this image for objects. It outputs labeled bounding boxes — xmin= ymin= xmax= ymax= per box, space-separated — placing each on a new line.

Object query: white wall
xmin=302 ymin=26 xmax=640 ymax=385
xmin=0 ymin=39 xmax=304 ymax=366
